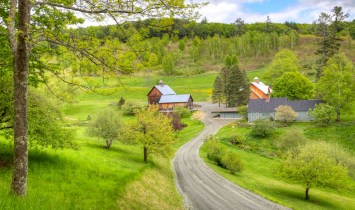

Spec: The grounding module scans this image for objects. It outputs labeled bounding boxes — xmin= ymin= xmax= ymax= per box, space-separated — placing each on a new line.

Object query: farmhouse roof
xmin=248 ymin=98 xmax=323 ymax=113
xmin=250 ymin=81 xmax=271 ymax=95
xmin=159 ymin=94 xmax=192 ymax=103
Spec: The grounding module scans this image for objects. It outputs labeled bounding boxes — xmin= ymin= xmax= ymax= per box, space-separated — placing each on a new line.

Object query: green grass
xmin=200 ymin=120 xmax=355 ymax=210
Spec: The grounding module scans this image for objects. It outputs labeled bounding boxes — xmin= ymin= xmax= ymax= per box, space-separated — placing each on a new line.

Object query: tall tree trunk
xmin=144 ymin=146 xmax=148 ymax=163
xmin=305 ymin=187 xmax=310 ymax=200
xmin=11 ymin=0 xmax=30 ymax=196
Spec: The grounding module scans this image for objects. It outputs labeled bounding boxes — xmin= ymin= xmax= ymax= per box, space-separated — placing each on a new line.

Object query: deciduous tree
xmin=121 ymin=106 xmax=175 ymax=162
xmin=272 ymin=72 xmax=314 ymax=100
xmin=87 ymin=108 xmax=121 ymax=149
xmin=308 ymin=103 xmax=336 ymax=126
xmin=275 ymin=105 xmax=298 ymax=123
xmin=277 ymin=141 xmax=350 ymax=200
xmin=317 ymin=54 xmax=354 ymax=121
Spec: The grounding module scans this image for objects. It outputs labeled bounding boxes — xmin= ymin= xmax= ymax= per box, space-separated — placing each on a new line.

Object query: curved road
xmin=173 ymin=103 xmax=289 ymax=210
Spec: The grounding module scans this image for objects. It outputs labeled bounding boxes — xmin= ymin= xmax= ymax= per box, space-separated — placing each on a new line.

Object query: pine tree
xmin=212 ymin=76 xmax=224 ymax=107
xmin=225 ymin=64 xmax=250 ymax=107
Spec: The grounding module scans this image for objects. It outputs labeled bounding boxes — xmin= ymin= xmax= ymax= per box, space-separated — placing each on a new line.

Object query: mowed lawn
xmin=200 ymin=120 xmax=355 ymax=210
xmin=0 ymin=74 xmax=210 ymax=209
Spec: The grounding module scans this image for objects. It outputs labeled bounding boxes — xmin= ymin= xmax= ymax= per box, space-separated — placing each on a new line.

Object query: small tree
xmin=212 ymin=76 xmax=224 ymax=107
xmin=87 ymin=109 xmax=121 ymax=149
xmin=275 ymin=105 xmax=298 ymax=123
xmin=277 ymin=141 xmax=350 ymax=200
xmin=308 ymin=103 xmax=336 ymax=126
xmin=121 ymin=105 xmax=175 ymax=162
xmin=221 ymin=151 xmax=243 ymax=174
xmin=250 ymin=119 xmax=275 ymax=138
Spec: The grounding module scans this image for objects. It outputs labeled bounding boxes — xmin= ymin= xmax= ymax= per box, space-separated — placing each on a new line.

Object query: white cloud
xmin=194 ymin=0 xmax=355 ymax=23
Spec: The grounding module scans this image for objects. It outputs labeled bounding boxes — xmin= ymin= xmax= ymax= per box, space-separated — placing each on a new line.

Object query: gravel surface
xmin=173 ymin=102 xmax=290 ymax=210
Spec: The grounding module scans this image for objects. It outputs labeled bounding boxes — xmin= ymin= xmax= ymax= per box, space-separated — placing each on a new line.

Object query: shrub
xmin=275 ymin=105 xmax=298 ymax=123
xmin=308 ymin=103 xmax=336 ymax=126
xmin=205 ymin=137 xmax=226 ymax=166
xmin=221 ymin=151 xmax=243 ymax=174
xmin=229 ymin=133 xmax=246 ymax=146
xmin=175 ymin=107 xmax=191 ymax=118
xmin=164 ymin=112 xmax=187 ymax=131
xmin=122 ymin=102 xmax=144 ymax=116
xmin=276 ymin=130 xmax=307 ymax=153
xmin=250 ymin=119 xmax=275 ymax=138
xmin=237 ymin=105 xmax=247 ymax=120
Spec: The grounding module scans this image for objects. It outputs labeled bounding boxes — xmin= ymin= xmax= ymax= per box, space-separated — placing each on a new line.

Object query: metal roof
xmin=248 ymin=98 xmax=323 ymax=113
xmin=159 ymin=94 xmax=191 ymax=103
xmin=154 ymin=85 xmax=176 ymax=95
xmin=250 ymin=81 xmax=271 ymax=95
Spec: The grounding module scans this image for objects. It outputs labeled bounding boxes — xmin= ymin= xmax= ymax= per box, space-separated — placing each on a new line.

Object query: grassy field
xmin=0 ymin=73 xmax=208 ymax=209
xmin=200 ymin=119 xmax=355 ymax=210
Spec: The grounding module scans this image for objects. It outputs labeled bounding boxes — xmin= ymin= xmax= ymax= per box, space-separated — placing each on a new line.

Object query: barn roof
xmin=248 ymin=98 xmax=323 ymax=113
xmin=154 ymin=85 xmax=176 ymax=95
xmin=159 ymin=94 xmax=192 ymax=103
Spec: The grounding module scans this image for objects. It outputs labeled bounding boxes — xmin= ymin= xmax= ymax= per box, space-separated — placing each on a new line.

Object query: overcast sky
xmin=194 ymin=0 xmax=355 ymax=23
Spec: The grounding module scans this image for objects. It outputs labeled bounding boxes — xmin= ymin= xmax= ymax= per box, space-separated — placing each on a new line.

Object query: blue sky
xmin=194 ymin=0 xmax=355 ymax=23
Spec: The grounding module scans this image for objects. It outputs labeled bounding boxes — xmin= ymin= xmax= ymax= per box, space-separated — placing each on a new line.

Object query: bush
xmin=276 ymin=130 xmax=307 ymax=153
xmin=122 ymin=102 xmax=144 ymax=116
xmin=175 ymin=107 xmax=191 ymax=118
xmin=117 ymin=97 xmax=125 ymax=108
xmin=229 ymin=133 xmax=246 ymax=146
xmin=308 ymin=103 xmax=336 ymax=126
xmin=250 ymin=119 xmax=275 ymax=138
xmin=237 ymin=105 xmax=247 ymax=120
xmin=205 ymin=137 xmax=226 ymax=166
xmin=275 ymin=105 xmax=298 ymax=123
xmin=221 ymin=151 xmax=243 ymax=174
xmin=164 ymin=112 xmax=187 ymax=131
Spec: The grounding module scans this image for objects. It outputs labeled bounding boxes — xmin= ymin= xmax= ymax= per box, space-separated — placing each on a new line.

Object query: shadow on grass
xmin=270 ymin=186 xmax=340 ymax=210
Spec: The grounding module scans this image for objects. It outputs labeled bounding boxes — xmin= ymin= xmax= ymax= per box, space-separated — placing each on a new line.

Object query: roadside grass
xmin=200 ymin=119 xmax=355 ymax=210
xmin=0 ymin=84 xmax=204 ymax=210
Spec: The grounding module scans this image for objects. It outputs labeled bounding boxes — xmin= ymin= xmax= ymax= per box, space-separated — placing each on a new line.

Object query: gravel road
xmin=173 ymin=103 xmax=290 ymax=210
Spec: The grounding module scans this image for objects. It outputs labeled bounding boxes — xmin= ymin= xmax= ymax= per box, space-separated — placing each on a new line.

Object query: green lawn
xmin=200 ymin=120 xmax=355 ymax=210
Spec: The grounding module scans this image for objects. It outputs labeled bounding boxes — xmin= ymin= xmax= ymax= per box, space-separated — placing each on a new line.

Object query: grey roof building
xmin=159 ymin=94 xmax=192 ymax=103
xmin=247 ymin=98 xmax=323 ymax=122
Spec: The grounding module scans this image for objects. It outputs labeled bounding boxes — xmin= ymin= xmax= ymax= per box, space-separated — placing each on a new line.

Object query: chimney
xmin=158 ymin=80 xmax=164 ymax=87
xmin=266 ymin=88 xmax=271 ymax=102
xmin=253 ymin=77 xmax=259 ymax=84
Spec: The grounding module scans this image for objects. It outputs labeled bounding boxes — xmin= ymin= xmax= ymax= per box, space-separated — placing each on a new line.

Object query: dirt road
xmin=173 ymin=103 xmax=289 ymax=210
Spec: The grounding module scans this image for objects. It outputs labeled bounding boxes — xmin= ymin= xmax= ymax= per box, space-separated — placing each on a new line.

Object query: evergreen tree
xmin=225 ymin=64 xmax=249 ymax=107
xmin=212 ymin=76 xmax=224 ymax=107
xmin=315 ymin=7 xmax=349 ymax=80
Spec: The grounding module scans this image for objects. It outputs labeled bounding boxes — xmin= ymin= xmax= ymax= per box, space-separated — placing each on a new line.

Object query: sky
xmin=194 ymin=0 xmax=355 ymax=23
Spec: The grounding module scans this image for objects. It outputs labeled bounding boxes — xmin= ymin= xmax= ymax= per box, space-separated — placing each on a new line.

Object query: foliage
xmin=122 ymin=102 xmax=144 ymax=116
xmin=275 ymin=130 xmax=307 ymax=153
xmin=191 ymin=111 xmax=205 ymax=122
xmin=317 ymin=54 xmax=354 ymax=121
xmin=221 ymin=151 xmax=243 ymax=174
xmin=272 ymin=72 xmax=314 ymax=100
xmin=314 ymin=7 xmax=350 ymax=79
xmin=212 ymin=75 xmax=224 ymax=107
xmin=277 ymin=141 xmax=351 ymax=200
xmin=229 ymin=133 xmax=246 ymax=146
xmin=250 ymin=119 xmax=275 ymax=138
xmin=266 ymin=49 xmax=300 ymax=84
xmin=120 ymin=105 xmax=175 ymax=162
xmin=165 ymin=112 xmax=186 ymax=131
xmin=225 ymin=64 xmax=249 ymax=107
xmin=205 ymin=136 xmax=226 ymax=166
xmin=237 ymin=105 xmax=248 ymax=120
xmin=162 ymin=53 xmax=175 ymax=75
xmin=174 ymin=107 xmax=191 ymax=118
xmin=87 ymin=108 xmax=121 ymax=149
xmin=308 ymin=103 xmax=337 ymax=126
xmin=275 ymin=105 xmax=298 ymax=123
